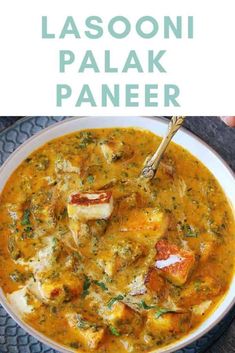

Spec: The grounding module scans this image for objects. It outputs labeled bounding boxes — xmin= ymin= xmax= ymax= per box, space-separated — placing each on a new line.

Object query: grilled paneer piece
xmin=67 ymin=191 xmax=113 ymax=221
xmin=145 ymin=267 xmax=165 ymax=294
xmin=155 ymin=240 xmax=195 ymax=286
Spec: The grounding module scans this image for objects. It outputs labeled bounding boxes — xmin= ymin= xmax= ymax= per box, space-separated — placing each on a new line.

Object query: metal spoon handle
xmin=141 ymin=116 xmax=185 ymax=179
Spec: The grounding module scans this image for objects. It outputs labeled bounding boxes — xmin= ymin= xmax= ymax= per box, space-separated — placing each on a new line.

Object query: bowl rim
xmin=0 ymin=115 xmax=234 ymax=353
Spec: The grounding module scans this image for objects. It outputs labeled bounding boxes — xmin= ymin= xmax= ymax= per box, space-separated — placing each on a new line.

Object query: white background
xmin=0 ymin=0 xmax=234 ymax=116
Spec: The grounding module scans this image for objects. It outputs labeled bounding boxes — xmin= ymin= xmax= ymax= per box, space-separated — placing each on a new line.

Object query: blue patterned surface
xmin=0 ymin=116 xmax=234 ymax=353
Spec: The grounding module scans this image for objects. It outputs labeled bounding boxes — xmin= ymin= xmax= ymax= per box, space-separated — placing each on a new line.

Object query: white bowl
xmin=0 ymin=116 xmax=234 ymax=353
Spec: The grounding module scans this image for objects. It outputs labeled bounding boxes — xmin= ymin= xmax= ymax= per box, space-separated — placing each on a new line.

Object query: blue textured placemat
xmin=0 ymin=116 xmax=234 ymax=353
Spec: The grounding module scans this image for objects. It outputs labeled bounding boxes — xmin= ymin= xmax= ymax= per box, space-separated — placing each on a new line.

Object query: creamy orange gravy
xmin=0 ymin=128 xmax=234 ymax=353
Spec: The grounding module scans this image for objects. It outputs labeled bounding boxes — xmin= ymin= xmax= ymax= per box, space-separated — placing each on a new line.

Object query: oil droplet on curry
xmin=0 ymin=128 xmax=234 ymax=353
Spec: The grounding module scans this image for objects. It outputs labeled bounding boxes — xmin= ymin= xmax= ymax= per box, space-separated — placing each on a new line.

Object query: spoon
xmin=140 ymin=116 xmax=185 ymax=180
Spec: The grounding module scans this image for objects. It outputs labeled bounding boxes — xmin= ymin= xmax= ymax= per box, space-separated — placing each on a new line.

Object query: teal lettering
xmin=105 ymin=50 xmax=118 ymax=72
xmin=164 ymin=16 xmax=182 ymax=38
xmin=136 ymin=16 xmax=158 ymax=39
xmin=56 ymin=84 xmax=72 ymax=106
xmin=145 ymin=84 xmax=158 ymax=107
xmin=76 ymin=85 xmax=96 ymax=106
xmin=108 ymin=16 xmax=130 ymax=39
xmin=188 ymin=16 xmax=194 ymax=38
xmin=41 ymin=16 xmax=55 ymax=38
xmin=79 ymin=51 xmax=99 ymax=72
xmin=59 ymin=50 xmax=75 ymax=72
xmin=148 ymin=50 xmax=166 ymax=73
xmin=60 ymin=16 xmax=80 ymax=38
xmin=164 ymin=84 xmax=180 ymax=106
xmin=126 ymin=84 xmax=139 ymax=107
xmin=123 ymin=51 xmax=143 ymax=72
xmin=102 ymin=85 xmax=119 ymax=106
xmin=85 ymin=16 xmax=103 ymax=39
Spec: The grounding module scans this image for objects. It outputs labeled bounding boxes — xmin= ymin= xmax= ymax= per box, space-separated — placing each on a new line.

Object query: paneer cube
xmin=120 ymin=208 xmax=168 ymax=235
xmin=30 ymin=190 xmax=57 ymax=229
xmin=147 ymin=312 xmax=173 ymax=332
xmin=55 ymin=158 xmax=80 ymax=174
xmin=66 ymin=313 xmax=105 ymax=349
xmin=115 ymin=240 xmax=146 ymax=267
xmin=146 ymin=310 xmax=191 ymax=334
xmin=155 ymin=240 xmax=195 ymax=285
xmin=28 ymin=276 xmax=82 ymax=304
xmin=102 ymin=302 xmax=142 ymax=334
xmin=97 ymin=256 xmax=117 ymax=277
xmin=118 ymin=192 xmax=140 ymax=210
xmin=192 ymin=300 xmax=212 ymax=316
xmin=180 ymin=276 xmax=221 ymax=306
xmin=145 ymin=267 xmax=165 ymax=294
xmin=81 ymin=326 xmax=105 ymax=350
xmin=200 ymin=240 xmax=214 ymax=262
xmin=7 ymin=286 xmax=40 ymax=316
xmin=97 ymin=239 xmax=145 ymax=277
xmin=39 ymin=274 xmax=83 ymax=304
xmin=29 ymin=236 xmax=60 ymax=279
xmin=68 ymin=219 xmax=108 ymax=248
xmin=105 ymin=301 xmax=132 ymax=323
xmin=100 ymin=140 xmax=133 ymax=163
xmin=67 ymin=191 xmax=113 ymax=221
xmin=128 ymin=274 xmax=147 ymax=296
xmin=40 ymin=282 xmax=67 ymax=303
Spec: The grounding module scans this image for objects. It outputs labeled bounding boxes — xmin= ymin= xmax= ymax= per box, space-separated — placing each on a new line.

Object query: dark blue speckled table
xmin=0 ymin=117 xmax=234 ymax=353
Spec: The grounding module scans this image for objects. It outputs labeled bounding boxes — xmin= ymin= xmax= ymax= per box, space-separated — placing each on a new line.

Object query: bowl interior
xmin=0 ymin=116 xmax=234 ymax=353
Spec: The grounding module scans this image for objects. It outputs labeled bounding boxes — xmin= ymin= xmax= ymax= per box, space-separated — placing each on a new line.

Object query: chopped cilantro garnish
xmin=194 ymin=279 xmax=202 ymax=292
xmin=9 ymin=270 xmax=25 ymax=283
xmin=137 ymin=301 xmax=175 ymax=320
xmin=82 ymin=275 xmax=91 ymax=298
xmin=109 ymin=325 xmax=120 ymax=336
xmin=137 ymin=300 xmax=157 ymax=310
xmin=181 ymin=223 xmax=198 ymax=237
xmin=78 ymin=132 xmax=95 ymax=149
xmin=70 ymin=342 xmax=80 ymax=349
xmin=155 ymin=307 xmax=175 ymax=319
xmin=76 ymin=315 xmax=90 ymax=329
xmin=87 ymin=175 xmax=94 ymax=184
xmin=93 ymin=280 xmax=108 ymax=291
xmin=107 ymin=294 xmax=124 ymax=309
xmin=21 ymin=209 xmax=31 ymax=226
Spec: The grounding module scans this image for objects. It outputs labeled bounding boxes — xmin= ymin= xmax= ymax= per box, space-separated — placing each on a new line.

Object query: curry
xmin=0 ymin=127 xmax=234 ymax=352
